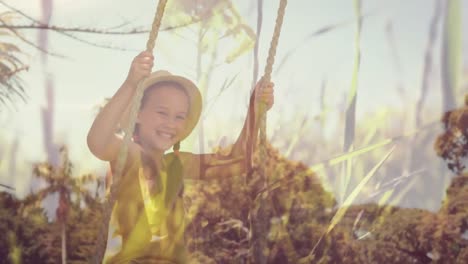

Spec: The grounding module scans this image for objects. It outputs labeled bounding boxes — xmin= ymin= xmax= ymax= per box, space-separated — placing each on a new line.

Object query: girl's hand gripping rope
xmin=124 ymin=51 xmax=155 ymax=88
xmin=253 ymin=78 xmax=275 ymax=113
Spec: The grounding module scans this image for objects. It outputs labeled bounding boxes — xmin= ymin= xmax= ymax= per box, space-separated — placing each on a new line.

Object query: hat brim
xmin=120 ymin=70 xmax=202 ymax=142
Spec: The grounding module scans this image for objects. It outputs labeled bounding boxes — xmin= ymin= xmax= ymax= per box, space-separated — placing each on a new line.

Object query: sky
xmin=0 ymin=0 xmax=467 ymax=210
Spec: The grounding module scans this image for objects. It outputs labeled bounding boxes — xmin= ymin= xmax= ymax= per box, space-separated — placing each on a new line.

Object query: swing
xmin=92 ymin=0 xmax=288 ymax=262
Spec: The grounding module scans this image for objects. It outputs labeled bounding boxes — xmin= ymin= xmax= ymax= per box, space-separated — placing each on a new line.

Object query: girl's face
xmin=137 ymin=85 xmax=190 ymax=152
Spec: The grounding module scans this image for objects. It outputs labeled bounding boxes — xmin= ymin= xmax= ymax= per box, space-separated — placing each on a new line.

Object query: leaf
xmin=340 ymin=0 xmax=363 ymax=203
xmin=327 ymin=146 xmax=395 ymax=234
xmin=377 ymin=190 xmax=394 ymax=206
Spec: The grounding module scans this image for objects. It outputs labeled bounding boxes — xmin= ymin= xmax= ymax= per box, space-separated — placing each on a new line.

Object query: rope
xmin=250 ymin=1 xmax=287 ymax=263
xmin=258 ymin=0 xmax=287 ymax=188
xmin=91 ymin=1 xmax=168 ymax=263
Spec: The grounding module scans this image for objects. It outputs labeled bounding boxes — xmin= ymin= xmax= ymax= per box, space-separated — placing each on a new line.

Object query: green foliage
xmin=0 ymin=192 xmax=52 ymax=263
xmin=434 ymin=98 xmax=468 ymax=174
xmin=66 ymin=203 xmax=103 ymax=263
xmin=0 ymin=12 xmax=27 ymax=107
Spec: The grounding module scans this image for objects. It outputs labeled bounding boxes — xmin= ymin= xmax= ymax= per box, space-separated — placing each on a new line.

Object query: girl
xmin=87 ymin=51 xmax=274 ymax=263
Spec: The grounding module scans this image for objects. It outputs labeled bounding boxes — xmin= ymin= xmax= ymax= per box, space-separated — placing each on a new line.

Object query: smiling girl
xmin=87 ymin=51 xmax=274 ymax=263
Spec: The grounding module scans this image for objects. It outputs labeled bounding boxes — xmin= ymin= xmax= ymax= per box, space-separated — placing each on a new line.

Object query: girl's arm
xmin=184 ymin=79 xmax=274 ymax=180
xmin=229 ymin=80 xmax=274 ymax=161
xmin=87 ymin=51 xmax=153 ymax=163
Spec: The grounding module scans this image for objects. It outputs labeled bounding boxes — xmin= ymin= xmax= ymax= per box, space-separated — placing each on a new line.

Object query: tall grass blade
xmin=327 ymin=146 xmax=395 ymax=234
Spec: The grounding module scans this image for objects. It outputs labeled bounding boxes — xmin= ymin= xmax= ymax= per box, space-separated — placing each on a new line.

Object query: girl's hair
xmin=167 ymin=141 xmax=184 ymax=208
xmin=138 ymin=143 xmax=184 ymax=211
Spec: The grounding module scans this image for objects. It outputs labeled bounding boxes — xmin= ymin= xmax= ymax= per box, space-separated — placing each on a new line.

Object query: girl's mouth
xmin=156 ymin=131 xmax=175 ymax=140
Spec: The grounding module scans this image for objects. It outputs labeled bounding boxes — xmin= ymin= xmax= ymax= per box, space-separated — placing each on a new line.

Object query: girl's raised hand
xmin=125 ymin=51 xmax=154 ymax=88
xmin=254 ymin=78 xmax=275 ymax=113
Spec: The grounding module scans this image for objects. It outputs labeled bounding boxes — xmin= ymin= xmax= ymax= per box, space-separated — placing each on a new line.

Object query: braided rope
xmin=250 ymin=1 xmax=287 ymax=264
xmin=91 ymin=1 xmax=168 ymax=263
xmin=258 ymin=0 xmax=287 ymax=188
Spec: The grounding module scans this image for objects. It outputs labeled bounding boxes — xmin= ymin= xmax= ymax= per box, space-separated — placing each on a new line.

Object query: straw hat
xmin=119 ymin=70 xmax=202 ymax=141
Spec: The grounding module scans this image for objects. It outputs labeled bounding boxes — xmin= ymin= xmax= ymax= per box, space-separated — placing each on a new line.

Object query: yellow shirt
xmin=104 ymin=153 xmax=187 ymax=264
xmin=139 ymin=164 xmax=169 ymax=237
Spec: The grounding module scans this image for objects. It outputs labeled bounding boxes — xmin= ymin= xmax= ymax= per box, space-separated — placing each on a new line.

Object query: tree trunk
xmin=61 ymin=221 xmax=67 ymax=264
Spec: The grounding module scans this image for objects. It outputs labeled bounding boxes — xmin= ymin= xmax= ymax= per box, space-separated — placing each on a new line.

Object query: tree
xmin=23 ymin=146 xmax=100 ymax=264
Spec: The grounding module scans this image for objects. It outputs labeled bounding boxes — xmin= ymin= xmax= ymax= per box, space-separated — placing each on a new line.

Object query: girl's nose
xmin=164 ymin=116 xmax=179 ymax=129
xmin=165 ymin=119 xmax=176 ymax=128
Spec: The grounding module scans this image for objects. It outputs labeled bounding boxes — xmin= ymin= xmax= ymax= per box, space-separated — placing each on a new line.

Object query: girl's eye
xmin=176 ymin=116 xmax=186 ymax=120
xmin=157 ymin=111 xmax=168 ymax=116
